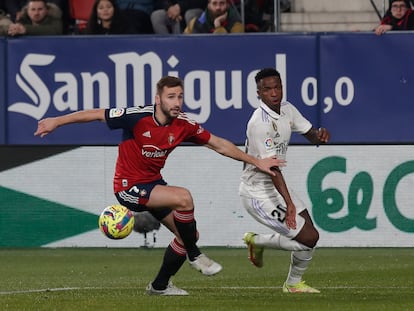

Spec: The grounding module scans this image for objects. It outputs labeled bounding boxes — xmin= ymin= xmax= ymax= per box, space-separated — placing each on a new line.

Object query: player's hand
xmin=285 ymin=204 xmax=297 ymax=230
xmin=34 ymin=118 xmax=59 ymax=138
xmin=257 ymin=156 xmax=286 ymax=176
xmin=317 ymin=127 xmax=330 ymax=143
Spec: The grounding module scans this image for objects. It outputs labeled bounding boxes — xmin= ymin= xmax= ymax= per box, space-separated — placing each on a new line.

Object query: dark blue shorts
xmin=115 ymin=179 xmax=172 ymax=221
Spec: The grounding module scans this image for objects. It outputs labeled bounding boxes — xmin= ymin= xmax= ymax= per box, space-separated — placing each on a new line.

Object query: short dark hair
xmin=255 ymin=68 xmax=281 ymax=84
xmin=156 ymin=76 xmax=183 ymax=95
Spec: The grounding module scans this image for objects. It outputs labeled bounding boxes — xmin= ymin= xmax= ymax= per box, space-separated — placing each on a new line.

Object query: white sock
xmin=254 ymin=233 xmax=311 ymax=251
xmin=285 ymin=249 xmax=315 ymax=285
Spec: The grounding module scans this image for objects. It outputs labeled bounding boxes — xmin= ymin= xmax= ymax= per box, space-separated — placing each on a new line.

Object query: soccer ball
xmin=98 ymin=205 xmax=135 ymax=239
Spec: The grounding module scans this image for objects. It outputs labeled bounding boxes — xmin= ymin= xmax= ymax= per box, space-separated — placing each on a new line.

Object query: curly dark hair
xmin=254 ymin=68 xmax=281 ymax=84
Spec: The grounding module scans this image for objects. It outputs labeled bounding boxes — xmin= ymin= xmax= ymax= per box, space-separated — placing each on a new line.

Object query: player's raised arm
xmin=34 ymin=109 xmax=106 ymax=138
xmin=205 ymin=133 xmax=286 ymax=176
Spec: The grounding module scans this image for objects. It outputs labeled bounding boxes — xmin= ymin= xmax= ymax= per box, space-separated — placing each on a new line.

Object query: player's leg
xmin=116 ymin=181 xmax=221 ymax=277
xmin=249 ymin=210 xmax=318 ymax=249
xmin=117 ymin=181 xmax=200 ymax=259
xmin=241 ymin=192 xmax=320 ymax=293
xmin=116 ymin=183 xmax=187 ymax=294
xmin=241 ymin=194 xmax=312 ymax=256
xmin=283 ymin=210 xmax=320 ymax=293
xmin=146 ymin=211 xmax=189 ymax=295
xmin=293 ymin=210 xmax=319 ymax=248
xmin=147 ymin=184 xmax=222 ymax=276
xmin=147 ymin=184 xmax=201 ymax=259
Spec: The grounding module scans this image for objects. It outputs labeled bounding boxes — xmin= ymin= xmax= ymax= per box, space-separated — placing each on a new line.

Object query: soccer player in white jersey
xmin=240 ymin=68 xmax=330 ymax=293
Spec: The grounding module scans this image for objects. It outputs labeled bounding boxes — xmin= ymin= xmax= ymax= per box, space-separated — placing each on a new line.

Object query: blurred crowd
xmin=1 ymin=0 xmax=414 ymax=37
xmin=0 ymin=0 xmax=291 ymax=36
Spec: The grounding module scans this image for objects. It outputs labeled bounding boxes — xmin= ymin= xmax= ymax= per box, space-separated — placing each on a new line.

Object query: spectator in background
xmin=0 ymin=1 xmax=13 ymax=35
xmin=115 ymin=0 xmax=154 ymax=33
xmin=151 ymin=0 xmax=206 ymax=34
xmin=1 ymin=0 xmax=66 ymax=22
xmin=85 ymin=0 xmax=134 ymax=34
xmin=7 ymin=0 xmax=63 ymax=36
xmin=375 ymin=0 xmax=414 ymax=35
xmin=184 ymin=0 xmax=243 ymax=34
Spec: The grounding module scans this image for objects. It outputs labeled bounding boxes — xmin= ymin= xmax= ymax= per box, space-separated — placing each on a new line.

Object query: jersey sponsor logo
xmin=109 ymin=108 xmax=125 ymax=118
xmin=264 ymin=138 xmax=274 ymax=149
xmin=275 ymin=142 xmax=288 ymax=156
xmin=142 ymin=145 xmax=168 ymax=158
xmin=142 ymin=131 xmax=151 ymax=138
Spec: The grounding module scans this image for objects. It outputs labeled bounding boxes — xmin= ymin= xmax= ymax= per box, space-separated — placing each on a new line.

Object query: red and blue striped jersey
xmin=105 ymin=106 xmax=211 ymax=192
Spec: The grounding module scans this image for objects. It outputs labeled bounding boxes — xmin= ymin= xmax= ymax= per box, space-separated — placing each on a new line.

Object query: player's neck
xmin=154 ymin=110 xmax=172 ymax=126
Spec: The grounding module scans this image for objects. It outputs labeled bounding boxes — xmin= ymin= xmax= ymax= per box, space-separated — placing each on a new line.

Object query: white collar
xmin=259 ymin=100 xmax=281 ymax=120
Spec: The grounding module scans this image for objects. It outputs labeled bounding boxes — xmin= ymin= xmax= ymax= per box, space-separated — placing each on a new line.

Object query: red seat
xmin=69 ymin=0 xmax=95 ymax=33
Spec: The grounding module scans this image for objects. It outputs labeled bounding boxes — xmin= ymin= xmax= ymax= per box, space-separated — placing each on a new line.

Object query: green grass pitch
xmin=0 ymin=248 xmax=413 ymax=310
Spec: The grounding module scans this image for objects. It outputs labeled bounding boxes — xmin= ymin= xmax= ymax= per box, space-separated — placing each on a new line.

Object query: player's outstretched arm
xmin=205 ymin=134 xmax=286 ymax=176
xmin=34 ymin=109 xmax=106 ymax=138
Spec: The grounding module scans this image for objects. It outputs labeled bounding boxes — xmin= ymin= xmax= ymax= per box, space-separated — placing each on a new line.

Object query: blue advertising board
xmin=319 ymin=32 xmax=414 ymax=143
xmin=0 ymin=38 xmax=5 ymax=144
xmin=4 ymin=33 xmax=414 ymax=145
xmin=6 ymin=34 xmax=318 ymax=145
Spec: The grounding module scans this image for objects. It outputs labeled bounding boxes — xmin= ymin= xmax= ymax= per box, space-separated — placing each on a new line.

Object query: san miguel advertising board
xmin=4 ymin=32 xmax=414 ymax=145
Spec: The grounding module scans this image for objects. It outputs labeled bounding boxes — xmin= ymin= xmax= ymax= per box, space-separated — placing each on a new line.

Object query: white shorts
xmin=239 ymin=182 xmax=307 ymax=239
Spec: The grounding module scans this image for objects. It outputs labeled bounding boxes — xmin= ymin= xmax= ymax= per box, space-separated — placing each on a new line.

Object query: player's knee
xmin=305 ymin=228 xmax=319 ymax=248
xmin=297 ymin=227 xmax=319 ymax=248
xmin=175 ymin=188 xmax=194 ymax=211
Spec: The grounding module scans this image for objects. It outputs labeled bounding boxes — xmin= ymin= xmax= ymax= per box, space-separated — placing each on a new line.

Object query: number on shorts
xmin=271 ymin=204 xmax=286 ymax=223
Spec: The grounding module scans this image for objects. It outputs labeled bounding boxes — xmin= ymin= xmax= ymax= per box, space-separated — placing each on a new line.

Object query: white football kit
xmin=239 ymin=100 xmax=312 ymax=238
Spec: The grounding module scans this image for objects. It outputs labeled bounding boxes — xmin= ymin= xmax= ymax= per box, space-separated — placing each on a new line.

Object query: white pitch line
xmin=0 ymin=287 xmax=97 ymax=295
xmin=0 ymin=285 xmax=411 ymax=295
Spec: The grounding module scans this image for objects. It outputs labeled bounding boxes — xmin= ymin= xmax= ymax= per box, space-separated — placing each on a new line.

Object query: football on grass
xmin=98 ymin=205 xmax=135 ymax=239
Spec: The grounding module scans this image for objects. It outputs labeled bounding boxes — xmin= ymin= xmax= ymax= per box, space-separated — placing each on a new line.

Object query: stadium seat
xmin=69 ymin=0 xmax=95 ymax=33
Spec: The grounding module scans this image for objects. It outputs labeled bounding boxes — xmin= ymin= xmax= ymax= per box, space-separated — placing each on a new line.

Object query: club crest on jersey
xmin=196 ymin=126 xmax=205 ymax=135
xmin=272 ymin=121 xmax=281 ymax=138
xmin=109 ymin=108 xmax=125 ymax=118
xmin=168 ymin=133 xmax=175 ymax=145
xmin=264 ymin=138 xmax=274 ymax=149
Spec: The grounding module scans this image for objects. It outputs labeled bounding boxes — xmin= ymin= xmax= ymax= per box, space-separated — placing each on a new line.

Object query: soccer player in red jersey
xmin=34 ymin=76 xmax=285 ymax=295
